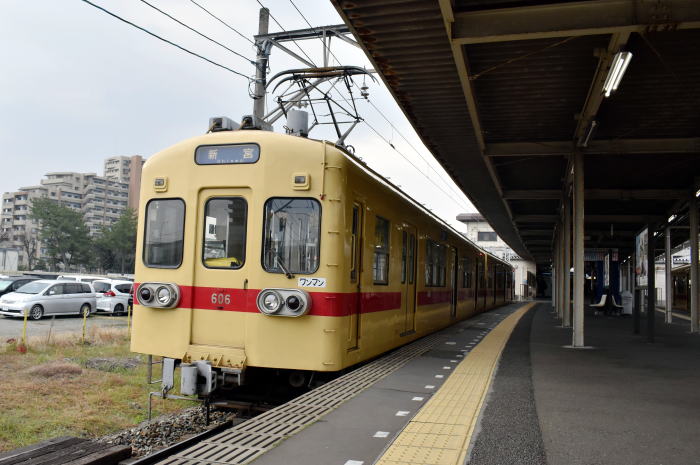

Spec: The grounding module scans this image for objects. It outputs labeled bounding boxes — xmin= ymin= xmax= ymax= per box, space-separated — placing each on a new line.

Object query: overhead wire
xmin=364 ymin=98 xmax=470 ymax=202
xmin=138 ymin=0 xmax=255 ymax=64
xmin=257 ymin=0 xmax=471 ymax=213
xmin=287 ymin=0 xmax=342 ymax=66
xmin=188 ymin=0 xmax=255 ymax=46
xmin=80 ymin=0 xmax=252 ymax=80
xmin=363 ymin=119 xmax=474 ymax=212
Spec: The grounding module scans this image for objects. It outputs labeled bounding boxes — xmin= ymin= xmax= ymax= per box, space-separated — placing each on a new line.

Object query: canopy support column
xmin=647 ymin=224 xmax=656 ymax=343
xmin=563 ymin=193 xmax=572 ymax=327
xmin=572 ymin=152 xmax=585 ymax=347
xmin=665 ymin=227 xmax=673 ymax=324
xmin=690 ymin=194 xmax=699 ymax=333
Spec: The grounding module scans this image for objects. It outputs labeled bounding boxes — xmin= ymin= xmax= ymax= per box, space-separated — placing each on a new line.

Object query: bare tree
xmin=18 ymin=227 xmax=38 ymax=270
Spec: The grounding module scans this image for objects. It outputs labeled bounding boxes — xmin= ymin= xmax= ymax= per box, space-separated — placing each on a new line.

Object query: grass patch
xmin=0 ymin=327 xmax=196 ymax=452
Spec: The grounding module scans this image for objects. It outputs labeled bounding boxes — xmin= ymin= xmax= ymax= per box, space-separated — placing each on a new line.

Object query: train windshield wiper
xmin=274 ymin=250 xmax=295 ymax=279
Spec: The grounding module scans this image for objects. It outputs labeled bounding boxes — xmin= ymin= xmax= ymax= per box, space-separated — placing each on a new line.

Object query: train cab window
xmin=373 ymin=216 xmax=390 ymax=285
xmin=202 ymin=197 xmax=247 ymax=269
xmin=262 ymin=198 xmax=321 ymax=274
xmin=425 ymin=240 xmax=446 ymax=287
xmin=143 ymin=199 xmax=185 ymax=268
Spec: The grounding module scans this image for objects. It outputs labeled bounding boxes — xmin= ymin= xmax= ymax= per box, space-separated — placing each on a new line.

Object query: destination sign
xmin=195 ymin=144 xmax=260 ymax=165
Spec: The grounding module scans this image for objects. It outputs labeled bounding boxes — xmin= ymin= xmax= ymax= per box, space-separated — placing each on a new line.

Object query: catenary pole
xmin=253 ymin=8 xmax=270 ymax=120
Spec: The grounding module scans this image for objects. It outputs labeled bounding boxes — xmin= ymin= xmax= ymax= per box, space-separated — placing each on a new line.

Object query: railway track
xmin=0 ymin=309 xmax=511 ymax=465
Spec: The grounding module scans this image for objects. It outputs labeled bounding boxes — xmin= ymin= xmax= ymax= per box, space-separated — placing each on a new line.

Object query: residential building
xmin=1 ymin=155 xmax=144 ymax=268
xmin=457 ymin=213 xmax=537 ymax=299
xmin=103 ymin=155 xmax=144 ymax=210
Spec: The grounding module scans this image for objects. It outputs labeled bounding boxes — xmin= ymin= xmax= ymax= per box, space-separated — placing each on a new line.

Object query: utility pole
xmin=253 ymin=7 xmax=270 ymax=120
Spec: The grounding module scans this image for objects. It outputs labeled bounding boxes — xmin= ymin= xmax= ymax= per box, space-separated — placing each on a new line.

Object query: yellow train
xmin=132 ymin=122 xmax=514 ymax=396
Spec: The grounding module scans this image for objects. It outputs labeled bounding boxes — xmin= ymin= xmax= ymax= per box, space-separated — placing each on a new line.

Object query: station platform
xmin=162 ymin=301 xmax=700 ymax=465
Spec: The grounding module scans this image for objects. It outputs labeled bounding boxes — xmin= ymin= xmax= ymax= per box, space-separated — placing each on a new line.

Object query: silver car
xmin=0 ymin=280 xmax=96 ymax=320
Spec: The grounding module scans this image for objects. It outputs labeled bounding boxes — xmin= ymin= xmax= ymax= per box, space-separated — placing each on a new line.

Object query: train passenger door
xmin=474 ymin=260 xmax=480 ymax=311
xmin=401 ymin=225 xmax=417 ymax=335
xmin=348 ymin=203 xmax=363 ymax=350
xmin=450 ymin=247 xmax=458 ymax=318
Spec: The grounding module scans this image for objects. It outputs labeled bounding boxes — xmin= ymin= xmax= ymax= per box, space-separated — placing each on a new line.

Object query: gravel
xmin=99 ymin=406 xmax=237 ymax=457
xmin=84 ymin=357 xmax=141 ymax=372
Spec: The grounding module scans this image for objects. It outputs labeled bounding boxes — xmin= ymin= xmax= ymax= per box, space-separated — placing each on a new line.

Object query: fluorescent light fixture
xmin=696 ymin=188 xmax=700 ymax=197
xmin=668 ymin=214 xmax=677 ymax=223
xmin=602 ymin=51 xmax=633 ymax=97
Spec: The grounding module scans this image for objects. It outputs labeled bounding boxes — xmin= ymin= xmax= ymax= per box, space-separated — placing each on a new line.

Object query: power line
xmin=363 ymin=119 xmax=473 ymax=212
xmin=81 ymin=0 xmax=252 ymax=80
xmin=254 ymin=0 xmax=317 ymax=67
xmin=364 ymin=98 xmax=469 ymax=202
xmin=188 ymin=0 xmax=255 ymax=46
xmin=287 ymin=0 xmax=342 ymax=66
xmin=138 ymin=0 xmax=255 ymax=64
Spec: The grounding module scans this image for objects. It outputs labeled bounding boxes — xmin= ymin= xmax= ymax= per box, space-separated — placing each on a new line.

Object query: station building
xmin=457 ymin=212 xmax=537 ymax=300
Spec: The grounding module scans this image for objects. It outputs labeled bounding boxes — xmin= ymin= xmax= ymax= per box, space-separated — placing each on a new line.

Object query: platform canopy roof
xmin=333 ymin=0 xmax=700 ymax=265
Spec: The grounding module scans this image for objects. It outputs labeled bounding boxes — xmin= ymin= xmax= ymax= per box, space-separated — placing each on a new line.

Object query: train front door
xmin=191 ymin=188 xmax=249 ymax=349
xmin=348 ymin=203 xmax=364 ymax=350
xmin=402 ymin=225 xmax=417 ymax=334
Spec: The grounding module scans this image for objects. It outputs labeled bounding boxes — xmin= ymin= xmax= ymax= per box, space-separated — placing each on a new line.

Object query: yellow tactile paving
xmin=375 ymin=303 xmax=535 ymax=465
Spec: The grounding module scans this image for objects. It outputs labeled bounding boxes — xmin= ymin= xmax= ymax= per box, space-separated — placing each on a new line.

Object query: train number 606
xmin=211 ymin=293 xmax=231 ymax=305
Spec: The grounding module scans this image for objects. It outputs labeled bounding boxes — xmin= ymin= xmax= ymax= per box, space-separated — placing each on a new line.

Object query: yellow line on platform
xmin=375 ymin=302 xmax=534 ymax=465
xmin=654 ymin=308 xmax=691 ymax=321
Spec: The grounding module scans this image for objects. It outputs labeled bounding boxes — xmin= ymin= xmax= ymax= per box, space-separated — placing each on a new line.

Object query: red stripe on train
xmin=135 ymin=284 xmax=484 ymax=317
xmin=136 ymin=284 xmax=402 ymax=317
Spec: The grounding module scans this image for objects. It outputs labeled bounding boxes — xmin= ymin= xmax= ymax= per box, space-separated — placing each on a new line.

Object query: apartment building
xmin=0 ymin=155 xmax=144 ymax=267
xmin=103 ymin=155 xmax=144 ymax=210
xmin=457 ymin=213 xmax=537 ymax=299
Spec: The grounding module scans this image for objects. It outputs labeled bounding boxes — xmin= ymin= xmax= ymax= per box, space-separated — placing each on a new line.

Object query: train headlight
xmin=258 ymin=290 xmax=283 ymax=314
xmin=156 ymin=286 xmax=172 ymax=305
xmin=257 ymin=289 xmax=310 ymax=317
xmin=137 ymin=283 xmax=180 ymax=308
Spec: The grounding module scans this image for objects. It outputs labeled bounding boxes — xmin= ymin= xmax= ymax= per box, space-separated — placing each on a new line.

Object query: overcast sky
xmin=0 ymin=0 xmax=476 ymax=230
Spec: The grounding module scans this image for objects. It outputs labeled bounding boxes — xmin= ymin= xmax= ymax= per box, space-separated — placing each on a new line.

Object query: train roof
xmin=152 ymin=129 xmax=513 ymax=270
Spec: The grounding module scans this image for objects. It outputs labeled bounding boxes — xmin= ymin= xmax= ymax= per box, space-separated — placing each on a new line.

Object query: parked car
xmin=57 ymin=274 xmax=104 ymax=283
xmin=94 ymin=279 xmax=132 ymax=314
xmin=0 ymin=280 xmax=96 ymax=320
xmin=0 ymin=276 xmax=39 ymax=298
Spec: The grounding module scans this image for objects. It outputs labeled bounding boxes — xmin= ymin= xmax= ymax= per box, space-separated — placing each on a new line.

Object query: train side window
xmin=202 ymin=197 xmax=247 ymax=269
xmin=425 ymin=240 xmax=446 ymax=287
xmin=143 ymin=199 xmax=185 ymax=268
xmin=350 ymin=205 xmax=360 ymax=282
xmin=262 ymin=198 xmax=321 ymax=274
xmin=461 ymin=257 xmax=471 ymax=288
xmin=373 ymin=216 xmax=390 ymax=285
xmin=401 ymin=231 xmax=407 ymax=284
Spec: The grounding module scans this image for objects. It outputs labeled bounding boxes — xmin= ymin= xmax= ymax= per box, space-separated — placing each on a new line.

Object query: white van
xmin=57 ymin=274 xmax=104 ymax=283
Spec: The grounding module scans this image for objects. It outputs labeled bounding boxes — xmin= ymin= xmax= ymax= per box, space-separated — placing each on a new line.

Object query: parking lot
xmin=0 ymin=313 xmax=128 ymax=341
